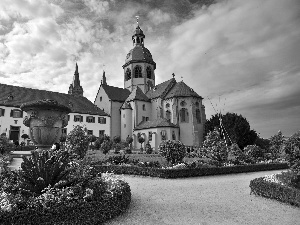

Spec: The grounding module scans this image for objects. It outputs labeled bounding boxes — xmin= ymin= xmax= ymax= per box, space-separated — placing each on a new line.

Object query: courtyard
xmin=106 ymin=170 xmax=299 ymax=225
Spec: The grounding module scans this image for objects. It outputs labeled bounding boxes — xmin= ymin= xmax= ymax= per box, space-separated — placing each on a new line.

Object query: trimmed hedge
xmin=93 ymin=163 xmax=289 ymax=179
xmin=250 ymin=177 xmax=300 ymax=207
xmin=0 ymin=181 xmax=131 ymax=225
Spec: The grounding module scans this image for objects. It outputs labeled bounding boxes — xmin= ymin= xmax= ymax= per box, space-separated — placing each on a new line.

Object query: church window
xmin=172 ymin=131 xmax=176 ymax=140
xmin=161 ymin=130 xmax=166 ymax=140
xmin=166 ymin=110 xmax=171 ymax=121
xmin=142 ymin=104 xmax=146 ymax=111
xmin=180 ymin=101 xmax=186 ymax=107
xmin=125 ymin=68 xmax=131 ymax=81
xmin=166 ymin=103 xmax=170 ymax=108
xmin=134 ymin=66 xmax=142 ymax=78
xmin=146 ymin=67 xmax=152 ymax=79
xmin=196 ymin=109 xmax=201 ymax=123
xmin=100 ymin=97 xmax=102 ymax=102
xmin=195 ymin=102 xmax=200 ymax=108
xmin=180 ymin=108 xmax=189 ymax=123
xmin=149 ymin=132 xmax=152 ymax=141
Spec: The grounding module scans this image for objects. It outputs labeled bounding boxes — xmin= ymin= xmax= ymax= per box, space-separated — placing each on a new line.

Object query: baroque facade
xmin=0 ymin=64 xmax=110 ymax=144
xmin=95 ymin=25 xmax=206 ymax=151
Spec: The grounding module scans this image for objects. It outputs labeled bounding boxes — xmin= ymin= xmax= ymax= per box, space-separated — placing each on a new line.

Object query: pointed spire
xmin=75 ymin=62 xmax=78 ymax=74
xmin=68 ymin=63 xmax=83 ymax=96
xmin=102 ymin=71 xmax=107 ymax=85
xmin=132 ymin=16 xmax=145 ymax=46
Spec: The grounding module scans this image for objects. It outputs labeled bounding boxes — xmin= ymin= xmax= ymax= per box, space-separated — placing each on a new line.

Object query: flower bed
xmin=250 ymin=176 xmax=300 ymax=207
xmin=0 ymin=174 xmax=131 ymax=224
xmin=93 ymin=162 xmax=289 ymax=179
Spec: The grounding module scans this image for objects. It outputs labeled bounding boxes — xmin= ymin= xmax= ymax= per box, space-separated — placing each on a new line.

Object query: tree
xmin=0 ymin=135 xmax=13 ymax=155
xmin=269 ymin=130 xmax=284 ymax=159
xmin=21 ymin=134 xmax=29 ymax=142
xmin=202 ymin=128 xmax=229 ymax=165
xmin=138 ymin=136 xmax=145 ymax=151
xmin=205 ymin=112 xmax=258 ymax=149
xmin=283 ymin=131 xmax=300 ymax=172
xmin=66 ymin=125 xmax=89 ymax=159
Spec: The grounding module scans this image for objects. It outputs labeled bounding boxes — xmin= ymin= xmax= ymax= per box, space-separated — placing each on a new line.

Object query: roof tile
xmin=134 ymin=118 xmax=178 ymax=130
xmin=102 ymin=84 xmax=131 ymax=102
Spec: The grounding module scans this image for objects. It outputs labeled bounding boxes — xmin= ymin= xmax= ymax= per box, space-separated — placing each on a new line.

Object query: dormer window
xmin=7 ymin=95 xmax=13 ymax=101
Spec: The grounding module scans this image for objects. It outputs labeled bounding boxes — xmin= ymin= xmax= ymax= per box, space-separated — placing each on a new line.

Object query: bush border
xmin=249 ymin=177 xmax=300 ymax=207
xmin=0 ymin=180 xmax=131 ymax=225
xmin=93 ymin=163 xmax=289 ymax=179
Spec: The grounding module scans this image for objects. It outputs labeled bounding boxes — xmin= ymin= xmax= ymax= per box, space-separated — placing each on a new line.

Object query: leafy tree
xmin=269 ymin=130 xmax=285 ymax=159
xmin=0 ymin=135 xmax=13 ymax=155
xmin=159 ymin=140 xmax=186 ymax=164
xmin=21 ymin=134 xmax=29 ymax=142
xmin=113 ymin=136 xmax=121 ymax=144
xmin=100 ymin=140 xmax=112 ymax=154
xmin=66 ymin=125 xmax=89 ymax=159
xmin=255 ymin=136 xmax=271 ymax=151
xmin=203 ymin=128 xmax=229 ymax=165
xmin=205 ymin=112 xmax=258 ymax=149
xmin=243 ymin=145 xmax=264 ymax=162
xmin=138 ymin=136 xmax=145 ymax=150
xmin=283 ymin=131 xmax=300 ymax=173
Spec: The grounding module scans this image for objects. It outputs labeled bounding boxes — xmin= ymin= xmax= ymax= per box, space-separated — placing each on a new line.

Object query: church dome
xmin=125 ymin=45 xmax=154 ymax=64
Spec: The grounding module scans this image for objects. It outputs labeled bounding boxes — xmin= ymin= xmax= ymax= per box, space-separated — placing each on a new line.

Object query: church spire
xmin=68 ymin=63 xmax=83 ymax=96
xmin=101 ymin=71 xmax=107 ymax=85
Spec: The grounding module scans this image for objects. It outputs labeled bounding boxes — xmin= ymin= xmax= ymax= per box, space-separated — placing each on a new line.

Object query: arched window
xmin=125 ymin=68 xmax=131 ymax=81
xmin=195 ymin=102 xmax=200 ymax=108
xmin=180 ymin=108 xmax=189 ymax=123
xmin=146 ymin=67 xmax=152 ymax=79
xmin=196 ymin=109 xmax=201 ymax=123
xmin=134 ymin=66 xmax=142 ymax=78
xmin=142 ymin=104 xmax=146 ymax=111
xmin=172 ymin=131 xmax=176 ymax=140
xmin=166 ymin=110 xmax=171 ymax=121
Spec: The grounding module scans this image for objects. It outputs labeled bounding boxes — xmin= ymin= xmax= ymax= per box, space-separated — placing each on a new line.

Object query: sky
xmin=0 ymin=0 xmax=299 ymax=138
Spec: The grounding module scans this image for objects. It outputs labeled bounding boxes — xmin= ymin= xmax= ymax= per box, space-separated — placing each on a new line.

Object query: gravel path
xmin=106 ymin=170 xmax=300 ymax=225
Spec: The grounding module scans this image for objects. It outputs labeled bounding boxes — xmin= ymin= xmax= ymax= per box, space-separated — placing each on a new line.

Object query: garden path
xmin=106 ymin=170 xmax=300 ymax=225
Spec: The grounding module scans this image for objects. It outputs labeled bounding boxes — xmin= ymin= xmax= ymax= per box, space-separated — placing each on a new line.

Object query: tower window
xmin=134 ymin=66 xmax=142 ymax=78
xmin=142 ymin=104 xmax=146 ymax=111
xmin=146 ymin=67 xmax=152 ymax=79
xmin=125 ymin=68 xmax=131 ymax=81
xmin=166 ymin=110 xmax=171 ymax=121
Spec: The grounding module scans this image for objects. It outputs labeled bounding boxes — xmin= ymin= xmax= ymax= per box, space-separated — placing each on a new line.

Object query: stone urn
xmin=20 ymin=99 xmax=71 ymax=151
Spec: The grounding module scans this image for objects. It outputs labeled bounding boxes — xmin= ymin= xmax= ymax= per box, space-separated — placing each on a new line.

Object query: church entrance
xmin=9 ymin=126 xmax=20 ymax=143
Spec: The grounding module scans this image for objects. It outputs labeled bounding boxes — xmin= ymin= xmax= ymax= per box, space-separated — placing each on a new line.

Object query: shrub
xmin=18 ymin=150 xmax=71 ymax=195
xmin=114 ymin=143 xmax=122 ymax=154
xmin=250 ymin=177 xmax=300 ymax=207
xmin=269 ymin=130 xmax=285 ymax=160
xmin=145 ymin=142 xmax=153 ymax=154
xmin=66 ymin=125 xmax=90 ymax=159
xmin=243 ymin=145 xmax=264 ymax=163
xmin=202 ymin=128 xmax=228 ymax=165
xmin=113 ymin=136 xmax=121 ymax=144
xmin=138 ymin=136 xmax=145 ymax=151
xmin=159 ymin=140 xmax=186 ymax=164
xmin=0 ymin=136 xmax=13 ymax=155
xmin=101 ymin=140 xmax=112 ymax=154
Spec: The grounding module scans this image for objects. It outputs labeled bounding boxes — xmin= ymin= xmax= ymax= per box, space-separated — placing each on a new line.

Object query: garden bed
xmin=0 ymin=179 xmax=131 ymax=225
xmin=93 ymin=162 xmax=289 ymax=179
xmin=250 ymin=177 xmax=300 ymax=207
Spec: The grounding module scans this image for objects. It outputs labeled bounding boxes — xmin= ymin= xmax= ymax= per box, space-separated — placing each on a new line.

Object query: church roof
xmin=164 ymin=81 xmax=203 ymax=99
xmin=146 ymin=78 xmax=176 ymax=100
xmin=101 ymin=84 xmax=131 ymax=102
xmin=123 ymin=45 xmax=156 ymax=68
xmin=125 ymin=86 xmax=150 ymax=102
xmin=0 ymin=83 xmax=108 ymax=116
xmin=134 ymin=118 xmax=179 ymax=130
xmin=165 ymin=81 xmax=202 ymax=99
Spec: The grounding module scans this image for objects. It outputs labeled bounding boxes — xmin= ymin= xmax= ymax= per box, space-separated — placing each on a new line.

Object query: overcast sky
xmin=0 ymin=0 xmax=299 ymax=138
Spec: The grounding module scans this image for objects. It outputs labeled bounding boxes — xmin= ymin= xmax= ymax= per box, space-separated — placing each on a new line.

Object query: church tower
xmin=122 ymin=22 xmax=156 ymax=93
xmin=68 ymin=63 xmax=83 ymax=96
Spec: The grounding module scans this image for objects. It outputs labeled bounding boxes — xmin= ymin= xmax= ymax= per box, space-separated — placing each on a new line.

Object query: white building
xmin=0 ymin=64 xmax=110 ymax=144
xmin=95 ymin=25 xmax=206 ymax=151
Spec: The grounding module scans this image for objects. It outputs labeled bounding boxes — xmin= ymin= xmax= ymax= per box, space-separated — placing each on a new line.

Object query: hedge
xmin=0 ymin=181 xmax=131 ymax=225
xmin=250 ymin=177 xmax=300 ymax=207
xmin=93 ymin=163 xmax=289 ymax=179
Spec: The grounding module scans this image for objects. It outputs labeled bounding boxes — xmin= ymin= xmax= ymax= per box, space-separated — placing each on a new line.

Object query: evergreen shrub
xmin=159 ymin=140 xmax=186 ymax=164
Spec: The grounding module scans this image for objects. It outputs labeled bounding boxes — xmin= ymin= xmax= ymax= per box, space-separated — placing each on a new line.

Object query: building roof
xmin=134 ymin=118 xmax=179 ymax=130
xmin=164 ymin=81 xmax=203 ymax=99
xmin=125 ymin=86 xmax=150 ymax=102
xmin=121 ymin=102 xmax=132 ymax=110
xmin=101 ymin=84 xmax=131 ymax=102
xmin=145 ymin=78 xmax=176 ymax=100
xmin=0 ymin=83 xmax=108 ymax=116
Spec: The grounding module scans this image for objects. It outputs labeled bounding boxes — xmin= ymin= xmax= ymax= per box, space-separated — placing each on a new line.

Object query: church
xmin=94 ymin=24 xmax=206 ymax=151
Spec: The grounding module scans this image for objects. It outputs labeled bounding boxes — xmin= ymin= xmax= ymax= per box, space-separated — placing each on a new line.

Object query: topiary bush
xmin=66 ymin=125 xmax=90 ymax=159
xmin=145 ymin=142 xmax=153 ymax=154
xmin=159 ymin=140 xmax=186 ymax=165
